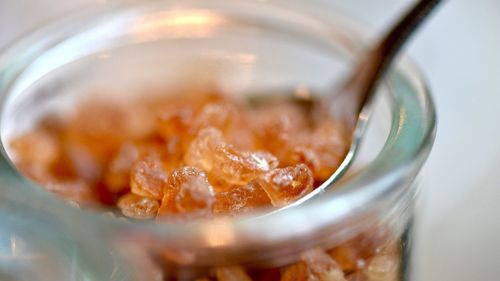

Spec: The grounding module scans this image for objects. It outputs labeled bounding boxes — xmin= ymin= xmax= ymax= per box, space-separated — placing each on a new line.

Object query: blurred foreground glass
xmin=0 ymin=0 xmax=435 ymax=280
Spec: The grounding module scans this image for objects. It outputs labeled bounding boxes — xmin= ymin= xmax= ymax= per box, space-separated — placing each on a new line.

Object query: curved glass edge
xmin=0 ymin=159 xmax=125 ymax=280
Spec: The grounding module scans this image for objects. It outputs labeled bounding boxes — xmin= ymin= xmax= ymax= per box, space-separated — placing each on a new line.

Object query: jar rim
xmin=0 ymin=0 xmax=436 ymax=265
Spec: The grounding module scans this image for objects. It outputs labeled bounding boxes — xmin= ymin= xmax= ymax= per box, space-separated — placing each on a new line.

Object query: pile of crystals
xmin=10 ymin=88 xmax=348 ymax=219
xmin=147 ymin=227 xmax=400 ymax=281
xmin=219 ymin=240 xmax=399 ymax=281
xmin=10 ymin=88 xmax=400 ymax=281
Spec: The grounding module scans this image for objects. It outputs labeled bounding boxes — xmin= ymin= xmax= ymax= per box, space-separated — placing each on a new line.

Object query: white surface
xmin=1 ymin=0 xmax=499 ymax=280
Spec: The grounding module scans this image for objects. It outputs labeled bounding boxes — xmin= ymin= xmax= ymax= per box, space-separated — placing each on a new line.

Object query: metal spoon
xmin=275 ymin=0 xmax=443 ymax=209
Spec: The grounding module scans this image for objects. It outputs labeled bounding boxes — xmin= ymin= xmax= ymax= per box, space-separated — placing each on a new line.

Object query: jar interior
xmin=1 ymin=5 xmax=390 ymax=192
xmin=0 ymin=2 xmax=420 ymax=280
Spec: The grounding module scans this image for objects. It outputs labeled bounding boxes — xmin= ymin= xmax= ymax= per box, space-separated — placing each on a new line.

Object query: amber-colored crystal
xmin=117 ymin=193 xmax=160 ymax=219
xmin=215 ymin=266 xmax=252 ymax=281
xmin=301 ymin=248 xmax=347 ymax=281
xmin=281 ymin=262 xmax=311 ymax=281
xmin=130 ymin=156 xmax=168 ymax=200
xmin=257 ymin=164 xmax=313 ymax=207
xmin=213 ymin=181 xmax=271 ymax=215
xmin=157 ymin=167 xmax=215 ymax=218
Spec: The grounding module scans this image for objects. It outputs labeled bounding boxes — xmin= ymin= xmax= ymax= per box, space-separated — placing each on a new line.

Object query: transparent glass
xmin=0 ymin=1 xmax=436 ymax=280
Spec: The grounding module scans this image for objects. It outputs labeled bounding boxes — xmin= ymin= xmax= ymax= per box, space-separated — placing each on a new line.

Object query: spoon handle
xmin=331 ymin=0 xmax=443 ymax=129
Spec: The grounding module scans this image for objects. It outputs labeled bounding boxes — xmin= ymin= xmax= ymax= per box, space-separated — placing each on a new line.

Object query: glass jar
xmin=0 ymin=1 xmax=436 ymax=280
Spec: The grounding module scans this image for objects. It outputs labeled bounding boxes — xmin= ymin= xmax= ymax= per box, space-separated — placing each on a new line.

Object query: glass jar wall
xmin=0 ymin=1 xmax=436 ymax=280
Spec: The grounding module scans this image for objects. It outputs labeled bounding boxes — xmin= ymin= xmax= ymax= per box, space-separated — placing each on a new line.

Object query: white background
xmin=1 ymin=0 xmax=499 ymax=280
